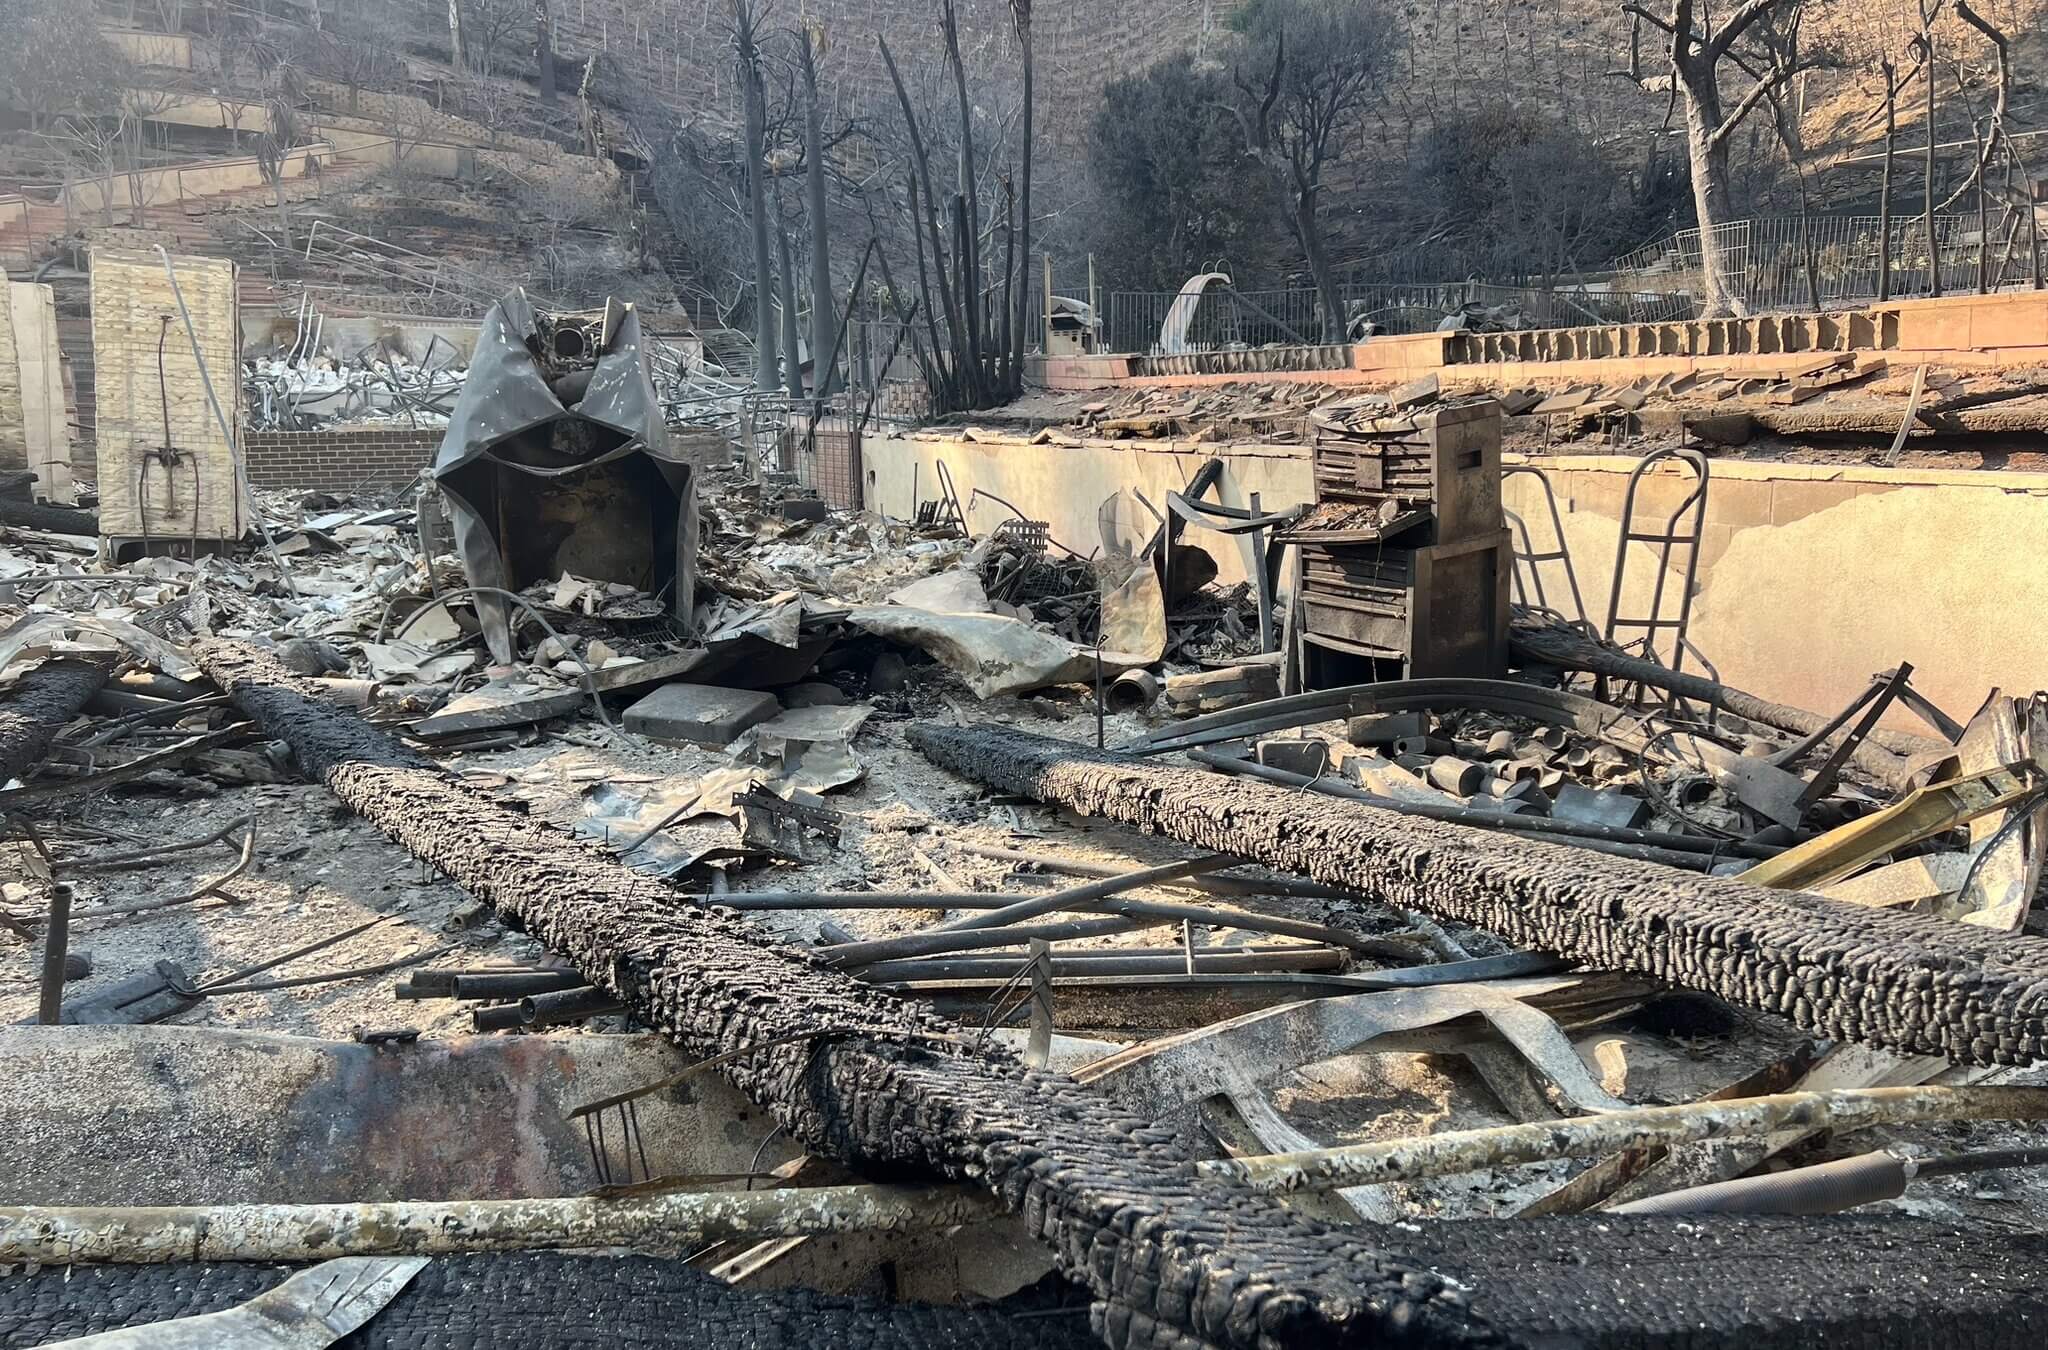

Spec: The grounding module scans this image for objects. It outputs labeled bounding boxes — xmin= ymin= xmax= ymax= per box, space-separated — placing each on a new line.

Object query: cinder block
xmin=1256 ymin=738 xmax=1330 ymax=777
xmin=1344 ymin=710 xmax=1428 ymax=746
xmin=624 ymin=682 xmax=781 ymax=747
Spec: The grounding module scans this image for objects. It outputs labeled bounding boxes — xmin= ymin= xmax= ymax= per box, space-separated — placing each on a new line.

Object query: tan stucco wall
xmin=102 ymin=30 xmax=193 ymax=68
xmin=1504 ymin=457 xmax=2048 ymax=726
xmin=871 ymin=430 xmax=2048 ymax=723
xmin=866 ymin=432 xmax=1315 ymax=590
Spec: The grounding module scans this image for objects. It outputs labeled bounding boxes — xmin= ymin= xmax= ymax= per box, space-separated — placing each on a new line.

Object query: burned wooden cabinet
xmin=1284 ymin=397 xmax=1508 ymax=684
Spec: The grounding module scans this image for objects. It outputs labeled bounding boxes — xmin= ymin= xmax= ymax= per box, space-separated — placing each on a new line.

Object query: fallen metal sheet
xmin=0 ymin=1027 xmax=797 ymax=1205
xmin=576 ymin=780 xmax=750 ymax=876
xmin=1950 ymin=693 xmax=2048 ymax=930
xmin=1551 ymin=782 xmax=1648 ymax=830
xmin=887 ymin=569 xmax=993 ymax=614
xmin=1096 ymin=562 xmax=1167 ymax=665
xmin=845 ymin=605 xmax=1148 ymax=699
xmin=732 ymin=704 xmax=874 ymax=795
xmin=41 ymin=1257 xmax=428 ymax=1349
xmin=409 ymin=681 xmax=584 ymax=738
xmin=1078 ymin=978 xmax=1626 ymax=1120
xmin=1820 ymin=853 xmax=1973 ymax=910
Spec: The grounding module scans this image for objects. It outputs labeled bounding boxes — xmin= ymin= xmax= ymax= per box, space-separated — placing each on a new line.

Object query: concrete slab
xmin=624 ymin=682 xmax=781 ymax=747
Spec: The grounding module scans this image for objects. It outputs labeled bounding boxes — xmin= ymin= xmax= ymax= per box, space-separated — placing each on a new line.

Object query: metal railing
xmin=1103 ymin=281 xmax=1691 ymax=354
xmin=1606 ymin=214 xmax=2035 ymax=312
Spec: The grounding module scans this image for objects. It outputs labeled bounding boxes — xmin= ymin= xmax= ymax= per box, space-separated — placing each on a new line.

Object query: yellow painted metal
xmin=1742 ymin=762 xmax=2044 ymax=891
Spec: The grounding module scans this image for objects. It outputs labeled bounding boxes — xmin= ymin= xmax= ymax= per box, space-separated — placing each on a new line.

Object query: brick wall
xmin=243 ymin=427 xmax=443 ymax=493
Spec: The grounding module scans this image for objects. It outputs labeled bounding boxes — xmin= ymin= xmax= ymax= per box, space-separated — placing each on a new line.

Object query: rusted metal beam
xmin=911 ymin=723 xmax=2048 ymax=1067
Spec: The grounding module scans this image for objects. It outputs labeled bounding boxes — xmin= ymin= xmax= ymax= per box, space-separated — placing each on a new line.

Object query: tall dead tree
xmin=1952 ymin=0 xmax=2040 ymax=289
xmin=874 ymin=3 xmax=1028 ymax=412
xmin=732 ymin=1 xmax=779 ymax=393
xmin=1879 ymin=56 xmax=1906 ymax=300
xmin=535 ymin=0 xmax=556 ymax=104
xmin=1008 ymin=0 xmax=1034 ymax=393
xmin=1917 ymin=1 xmax=1942 ymax=296
xmin=1227 ymin=0 xmax=1395 ymax=343
xmin=447 ymin=0 xmax=466 ymax=69
xmin=777 ymin=191 xmax=804 ymax=399
xmin=796 ymin=20 xmax=836 ymax=396
xmin=1619 ymin=0 xmax=1823 ymax=316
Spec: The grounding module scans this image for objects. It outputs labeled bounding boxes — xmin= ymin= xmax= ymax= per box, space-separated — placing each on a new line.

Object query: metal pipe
xmin=941 ymin=840 xmax=1364 ymax=900
xmin=36 ymin=884 xmax=72 ymax=1025
xmin=1107 ymin=668 xmax=1161 ymax=712
xmin=1608 ymin=1150 xmax=1909 ymax=1216
xmin=717 ymin=891 xmax=1426 ymax=961
xmin=819 ymin=914 xmax=1155 ymax=969
xmin=0 ymin=1183 xmax=1002 ymax=1263
xmin=1192 ymin=751 xmax=1739 ymax=871
xmin=471 ymin=1004 xmax=527 ymax=1032
xmin=521 ymin=986 xmax=628 ymax=1024
xmin=451 ymin=970 xmax=586 ymax=999
xmin=1199 ymin=1086 xmax=2048 ymax=1195
xmin=930 ymin=854 xmax=1238 ymax=935
xmin=856 ymin=946 xmax=1347 ymax=983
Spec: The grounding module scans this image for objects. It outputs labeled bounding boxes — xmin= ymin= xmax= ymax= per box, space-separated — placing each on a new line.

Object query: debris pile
xmin=7 ymin=324 xmax=2048 ymax=1347
xmin=243 ymin=350 xmax=467 ymax=431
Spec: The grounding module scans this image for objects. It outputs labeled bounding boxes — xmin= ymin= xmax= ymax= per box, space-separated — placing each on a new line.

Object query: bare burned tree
xmin=1618 ymin=0 xmax=1826 ymax=316
xmin=732 ymin=0 xmax=781 ymax=392
xmin=873 ymin=0 xmax=1032 ymax=411
xmin=1950 ymin=0 xmax=2040 ymax=289
xmin=536 ymin=0 xmax=556 ymax=104
xmin=1226 ymin=0 xmax=1396 ymax=343
xmin=796 ymin=19 xmax=837 ymax=395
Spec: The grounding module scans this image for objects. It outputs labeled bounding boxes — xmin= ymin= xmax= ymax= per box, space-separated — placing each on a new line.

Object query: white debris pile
xmin=244 ymin=353 xmax=466 ymax=431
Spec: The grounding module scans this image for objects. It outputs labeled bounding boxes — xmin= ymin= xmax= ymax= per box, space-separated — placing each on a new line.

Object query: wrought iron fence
xmin=1606 ymin=213 xmax=2036 ymax=312
xmin=1103 ymin=281 xmax=1690 ymax=354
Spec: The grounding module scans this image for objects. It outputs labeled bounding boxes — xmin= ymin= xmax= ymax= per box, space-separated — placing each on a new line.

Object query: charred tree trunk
xmin=736 ymin=6 xmax=777 ymax=394
xmin=447 ymin=0 xmax=466 ymax=69
xmin=1681 ymin=80 xmax=1743 ymax=317
xmin=878 ymin=36 xmax=966 ymax=410
xmin=797 ymin=29 xmax=837 ymax=397
xmin=939 ymin=1 xmax=985 ymax=402
xmin=1923 ymin=34 xmax=1942 ymax=297
xmin=0 ymin=657 xmax=110 ymax=786
xmin=1009 ymin=1 xmax=1034 ymax=397
xmin=1294 ymin=180 xmax=1345 ymax=344
xmin=911 ymin=721 xmax=2048 ymax=1067
xmin=1880 ymin=60 xmax=1897 ymax=302
xmin=778 ymin=209 xmax=804 ymax=401
xmin=536 ymin=0 xmax=556 ymax=104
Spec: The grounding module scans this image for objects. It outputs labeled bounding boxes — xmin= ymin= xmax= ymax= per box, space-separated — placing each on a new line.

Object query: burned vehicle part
xmin=432 ymin=293 xmax=699 ymax=664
